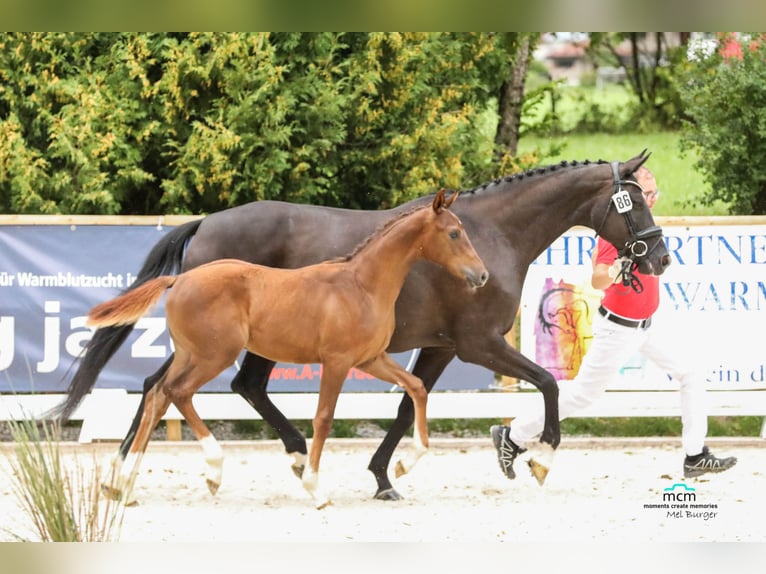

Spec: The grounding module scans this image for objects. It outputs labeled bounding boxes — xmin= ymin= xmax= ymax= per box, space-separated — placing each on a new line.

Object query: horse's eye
xmin=449 ymin=230 xmax=460 ymax=240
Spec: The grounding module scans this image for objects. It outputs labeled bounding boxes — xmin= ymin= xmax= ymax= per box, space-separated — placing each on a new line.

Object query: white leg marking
xmin=291 ymin=451 xmax=307 ymax=470
xmin=302 ymin=466 xmax=331 ymax=509
xmin=200 ymin=434 xmax=224 ymax=489
xmin=395 ymin=429 xmax=428 ymax=477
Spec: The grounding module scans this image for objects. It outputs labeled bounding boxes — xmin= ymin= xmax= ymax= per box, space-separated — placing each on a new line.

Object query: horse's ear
xmin=444 ymin=190 xmax=459 ymax=209
xmin=432 ymin=189 xmax=447 ymax=213
xmin=622 ymin=151 xmax=651 ymax=177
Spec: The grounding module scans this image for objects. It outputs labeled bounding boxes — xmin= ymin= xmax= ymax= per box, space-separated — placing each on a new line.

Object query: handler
xmin=491 ymin=166 xmax=738 ymax=481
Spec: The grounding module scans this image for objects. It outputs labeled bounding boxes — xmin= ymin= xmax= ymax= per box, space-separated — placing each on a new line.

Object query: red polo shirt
xmin=596 ymin=237 xmax=659 ymax=320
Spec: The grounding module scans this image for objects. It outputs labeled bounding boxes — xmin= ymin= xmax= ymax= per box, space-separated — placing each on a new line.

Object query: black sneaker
xmin=683 ymin=446 xmax=737 ymax=478
xmin=490 ymin=425 xmax=526 ymax=480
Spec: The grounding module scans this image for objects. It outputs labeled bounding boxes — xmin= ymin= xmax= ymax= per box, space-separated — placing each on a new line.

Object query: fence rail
xmin=1 ymin=389 xmax=764 ymax=442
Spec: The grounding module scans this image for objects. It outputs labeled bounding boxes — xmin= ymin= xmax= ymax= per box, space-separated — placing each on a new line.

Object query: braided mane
xmin=462 ymin=158 xmax=616 ymax=195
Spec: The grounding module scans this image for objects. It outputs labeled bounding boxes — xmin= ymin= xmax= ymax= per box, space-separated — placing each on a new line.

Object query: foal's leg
xmin=105 ymin=383 xmax=172 ymax=501
xmin=358 ymin=352 xmax=430 ymax=478
xmin=302 ymin=363 xmax=348 ymax=509
xmin=163 ymin=359 xmax=232 ymax=495
xmin=114 ymin=355 xmax=174 ymax=472
xmin=169 ymin=390 xmax=224 ymax=495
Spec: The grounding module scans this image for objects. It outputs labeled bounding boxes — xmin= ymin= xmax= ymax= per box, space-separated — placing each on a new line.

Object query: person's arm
xmin=591 ymin=260 xmax=614 ymax=290
xmin=590 ymin=244 xmax=624 ymax=290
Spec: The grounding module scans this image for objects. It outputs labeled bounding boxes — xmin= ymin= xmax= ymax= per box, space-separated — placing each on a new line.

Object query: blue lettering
xmin=730 ymin=282 xmax=749 ymax=310
xmin=663 ymin=282 xmax=698 ymax=311
xmin=717 ymin=235 xmax=742 ymax=264
xmin=577 ymin=235 xmax=596 ymax=265
xmin=701 ymin=283 xmax=723 ymax=311
xmin=751 ymin=235 xmax=766 ymax=264
xmin=664 ymin=235 xmax=686 ymax=265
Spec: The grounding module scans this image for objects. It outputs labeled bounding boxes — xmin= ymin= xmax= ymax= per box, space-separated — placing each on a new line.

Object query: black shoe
xmin=683 ymin=446 xmax=737 ymax=478
xmin=490 ymin=425 xmax=526 ymax=480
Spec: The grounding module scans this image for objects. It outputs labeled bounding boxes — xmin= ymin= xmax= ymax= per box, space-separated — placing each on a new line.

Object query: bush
xmin=679 ymin=35 xmax=766 ymax=215
xmin=4 ymin=417 xmax=130 ymax=541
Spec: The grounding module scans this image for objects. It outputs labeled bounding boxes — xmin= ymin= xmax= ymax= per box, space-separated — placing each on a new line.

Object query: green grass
xmin=233 ymin=416 xmax=764 ymax=439
xmin=516 ymin=81 xmax=732 ymax=216
xmin=518 ymin=131 xmax=730 ymax=217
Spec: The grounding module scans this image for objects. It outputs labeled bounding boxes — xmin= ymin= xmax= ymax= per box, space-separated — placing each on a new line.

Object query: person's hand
xmin=607 ymin=257 xmax=631 ymax=283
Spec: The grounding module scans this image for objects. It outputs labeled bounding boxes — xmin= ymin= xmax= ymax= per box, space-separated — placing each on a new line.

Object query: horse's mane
xmin=330 ymin=157 xmax=642 ymax=263
xmin=462 ymin=158 xmax=619 ymax=195
xmin=331 ymin=204 xmax=427 ymax=263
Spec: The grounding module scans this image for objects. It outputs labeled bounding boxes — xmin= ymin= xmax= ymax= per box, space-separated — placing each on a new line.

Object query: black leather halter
xmin=594 ymin=162 xmax=664 ymax=293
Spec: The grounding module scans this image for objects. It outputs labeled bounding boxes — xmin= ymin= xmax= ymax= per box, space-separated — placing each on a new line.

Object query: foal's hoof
xmin=374 ymin=488 xmax=403 ymax=502
xmin=315 ymin=498 xmax=333 ymax=510
xmin=101 ymin=484 xmax=139 ymax=506
xmin=101 ymin=484 xmax=123 ymax=501
xmin=394 ymin=460 xmax=408 ymax=478
xmin=291 ymin=463 xmax=305 ymax=479
xmin=206 ymin=479 xmax=220 ymax=496
xmin=527 ymin=458 xmax=550 ymax=486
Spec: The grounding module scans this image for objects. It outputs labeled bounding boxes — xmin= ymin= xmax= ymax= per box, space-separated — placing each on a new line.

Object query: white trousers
xmin=509 ymin=312 xmax=709 ymax=457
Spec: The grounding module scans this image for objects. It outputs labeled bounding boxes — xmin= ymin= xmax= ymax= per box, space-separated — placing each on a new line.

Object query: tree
xmin=493 ymin=33 xmax=539 ymax=163
xmin=0 ymin=32 xmax=533 ymax=215
xmin=679 ymin=34 xmax=766 ymax=215
xmin=586 ymin=32 xmax=687 ymax=129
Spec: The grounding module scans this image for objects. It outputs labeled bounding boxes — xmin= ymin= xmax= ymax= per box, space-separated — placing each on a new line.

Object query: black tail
xmin=47 ymin=219 xmax=203 ymax=423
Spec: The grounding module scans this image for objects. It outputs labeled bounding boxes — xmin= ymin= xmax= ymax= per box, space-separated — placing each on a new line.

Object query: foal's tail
xmin=46 ymin=219 xmax=202 ymax=424
xmin=87 ymin=276 xmax=177 ymax=327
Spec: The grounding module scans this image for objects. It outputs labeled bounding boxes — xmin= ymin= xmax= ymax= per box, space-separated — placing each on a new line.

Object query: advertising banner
xmin=0 ymin=223 xmax=493 ymax=393
xmin=520 ymin=224 xmax=766 ymax=391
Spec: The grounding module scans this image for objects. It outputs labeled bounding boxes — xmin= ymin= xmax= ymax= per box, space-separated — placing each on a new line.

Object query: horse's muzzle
xmin=466 ymin=269 xmax=489 ymax=289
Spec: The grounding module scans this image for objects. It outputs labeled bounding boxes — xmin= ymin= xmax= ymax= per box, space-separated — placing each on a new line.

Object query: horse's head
xmin=594 ymin=152 xmax=671 ymax=281
xmin=426 ymin=189 xmax=489 ymax=289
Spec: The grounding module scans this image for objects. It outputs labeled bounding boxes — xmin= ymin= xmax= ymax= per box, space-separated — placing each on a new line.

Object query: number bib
xmin=612 ymin=188 xmax=633 ymax=213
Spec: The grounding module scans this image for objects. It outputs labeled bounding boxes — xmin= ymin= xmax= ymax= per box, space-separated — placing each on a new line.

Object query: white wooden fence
xmin=1 ymin=386 xmax=764 ymax=442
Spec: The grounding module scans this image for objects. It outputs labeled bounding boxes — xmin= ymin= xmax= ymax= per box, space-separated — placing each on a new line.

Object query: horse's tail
xmin=87 ymin=276 xmax=177 ymax=327
xmin=47 ymin=219 xmax=202 ymax=423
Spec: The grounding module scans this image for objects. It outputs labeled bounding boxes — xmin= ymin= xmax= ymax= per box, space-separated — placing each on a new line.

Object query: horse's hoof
xmin=528 ymin=458 xmax=549 ymax=486
xmin=394 ymin=460 xmax=407 ymax=478
xmin=206 ymin=479 xmax=220 ymax=496
xmin=291 ymin=463 xmax=305 ymax=479
xmin=374 ymin=488 xmax=403 ymax=502
xmin=315 ymin=499 xmax=333 ymax=510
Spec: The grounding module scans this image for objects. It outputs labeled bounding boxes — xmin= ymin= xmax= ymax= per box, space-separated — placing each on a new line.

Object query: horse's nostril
xmin=661 ymin=254 xmax=672 ymax=268
xmin=480 ymin=271 xmax=489 ymax=285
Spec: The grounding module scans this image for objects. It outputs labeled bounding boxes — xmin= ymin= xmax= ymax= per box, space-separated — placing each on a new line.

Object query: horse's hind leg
xmin=358 ymin=353 xmax=430 ymax=479
xmin=104 ymin=384 xmax=172 ymax=501
xmin=112 ymin=356 xmax=174 ymax=475
xmin=231 ymin=352 xmax=308 ymax=478
xmin=170 ymin=392 xmax=224 ymax=496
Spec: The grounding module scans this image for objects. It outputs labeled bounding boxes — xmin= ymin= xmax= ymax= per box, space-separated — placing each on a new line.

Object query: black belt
xmin=598 ymin=306 xmax=652 ymax=329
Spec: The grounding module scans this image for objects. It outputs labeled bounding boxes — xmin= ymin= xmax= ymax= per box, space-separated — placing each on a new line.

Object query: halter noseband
xmin=594 ymin=162 xmax=664 ymax=293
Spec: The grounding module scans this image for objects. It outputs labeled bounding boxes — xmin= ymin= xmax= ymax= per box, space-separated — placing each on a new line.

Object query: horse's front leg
xmin=456 ymin=333 xmax=560 ymax=484
xmin=231 ymin=352 xmax=308 ymax=478
xmin=358 ymin=353 xmax=430 ymax=483
xmin=366 ymin=347 xmax=455 ymax=501
xmin=303 ymin=364 xmax=347 ymax=509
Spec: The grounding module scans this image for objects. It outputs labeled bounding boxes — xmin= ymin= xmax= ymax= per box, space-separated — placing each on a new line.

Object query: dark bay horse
xmin=53 ymin=152 xmax=671 ymax=500
xmin=86 ymin=190 xmax=487 ymax=508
